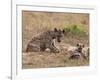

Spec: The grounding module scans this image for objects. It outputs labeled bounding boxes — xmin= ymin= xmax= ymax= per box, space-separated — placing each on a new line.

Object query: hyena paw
xmin=53 ymin=49 xmax=60 ymax=53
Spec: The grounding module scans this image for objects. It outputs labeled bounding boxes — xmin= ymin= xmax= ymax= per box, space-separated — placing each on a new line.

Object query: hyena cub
xmin=26 ymin=28 xmax=65 ymax=53
xmin=68 ymin=43 xmax=86 ymax=59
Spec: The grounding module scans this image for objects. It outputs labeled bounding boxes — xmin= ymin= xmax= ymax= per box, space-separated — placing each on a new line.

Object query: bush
xmin=64 ymin=24 xmax=87 ymax=37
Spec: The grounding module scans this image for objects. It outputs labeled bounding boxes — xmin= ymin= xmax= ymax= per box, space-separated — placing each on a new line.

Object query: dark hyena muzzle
xmin=76 ymin=43 xmax=84 ymax=53
xmin=54 ymin=28 xmax=65 ymax=43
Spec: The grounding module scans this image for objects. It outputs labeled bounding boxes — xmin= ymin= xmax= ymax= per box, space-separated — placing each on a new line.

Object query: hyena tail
xmin=26 ymin=46 xmax=29 ymax=52
xmin=25 ymin=44 xmax=32 ymax=52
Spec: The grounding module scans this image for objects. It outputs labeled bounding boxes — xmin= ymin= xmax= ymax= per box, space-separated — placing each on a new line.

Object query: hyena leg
xmin=40 ymin=43 xmax=46 ymax=51
xmin=52 ymin=42 xmax=59 ymax=51
xmin=46 ymin=43 xmax=59 ymax=53
xmin=26 ymin=44 xmax=40 ymax=52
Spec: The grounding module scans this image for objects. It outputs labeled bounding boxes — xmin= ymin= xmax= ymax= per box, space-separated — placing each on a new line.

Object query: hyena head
xmin=53 ymin=28 xmax=65 ymax=43
xmin=76 ymin=43 xmax=84 ymax=53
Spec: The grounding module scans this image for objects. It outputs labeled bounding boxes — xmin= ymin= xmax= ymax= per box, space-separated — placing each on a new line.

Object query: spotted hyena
xmin=68 ymin=43 xmax=87 ymax=59
xmin=26 ymin=28 xmax=65 ymax=53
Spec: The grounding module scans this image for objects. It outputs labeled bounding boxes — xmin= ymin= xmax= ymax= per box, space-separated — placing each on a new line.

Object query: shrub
xmin=64 ymin=24 xmax=87 ymax=37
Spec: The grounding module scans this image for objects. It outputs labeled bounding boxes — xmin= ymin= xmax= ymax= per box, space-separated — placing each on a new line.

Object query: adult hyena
xmin=26 ymin=28 xmax=65 ymax=53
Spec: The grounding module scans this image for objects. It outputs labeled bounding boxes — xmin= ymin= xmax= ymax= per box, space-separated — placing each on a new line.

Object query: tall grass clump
xmin=64 ymin=24 xmax=87 ymax=37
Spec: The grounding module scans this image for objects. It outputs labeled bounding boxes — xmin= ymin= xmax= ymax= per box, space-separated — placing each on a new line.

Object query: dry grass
xmin=22 ymin=11 xmax=89 ymax=69
xmin=22 ymin=52 xmax=89 ymax=69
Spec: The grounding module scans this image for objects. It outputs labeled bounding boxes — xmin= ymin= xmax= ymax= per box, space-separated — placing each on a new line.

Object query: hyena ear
xmin=76 ymin=43 xmax=79 ymax=46
xmin=54 ymin=28 xmax=58 ymax=32
xmin=62 ymin=29 xmax=65 ymax=33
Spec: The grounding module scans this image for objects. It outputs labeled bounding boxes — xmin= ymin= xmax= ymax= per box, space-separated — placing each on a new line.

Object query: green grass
xmin=64 ymin=24 xmax=87 ymax=37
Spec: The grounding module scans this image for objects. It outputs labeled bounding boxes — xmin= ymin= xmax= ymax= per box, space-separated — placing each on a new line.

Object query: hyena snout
xmin=57 ymin=38 xmax=61 ymax=43
xmin=76 ymin=43 xmax=84 ymax=53
xmin=54 ymin=28 xmax=65 ymax=43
